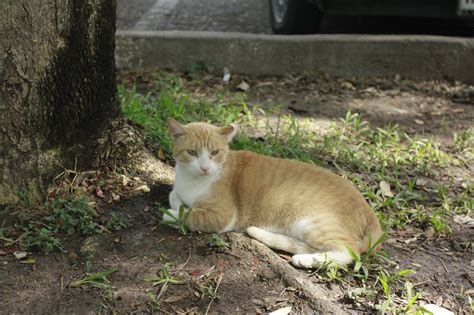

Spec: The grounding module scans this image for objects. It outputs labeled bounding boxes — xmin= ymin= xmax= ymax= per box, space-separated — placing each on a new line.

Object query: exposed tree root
xmin=94 ymin=118 xmax=174 ymax=185
xmin=228 ymin=232 xmax=345 ymax=314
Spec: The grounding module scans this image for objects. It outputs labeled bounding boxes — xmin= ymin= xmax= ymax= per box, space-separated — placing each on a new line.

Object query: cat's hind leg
xmin=291 ymin=250 xmax=353 ymax=269
xmin=246 ymin=226 xmax=313 ymax=254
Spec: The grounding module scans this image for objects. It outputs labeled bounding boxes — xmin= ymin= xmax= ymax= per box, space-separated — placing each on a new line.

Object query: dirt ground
xmin=1 ymin=70 xmax=473 ymax=314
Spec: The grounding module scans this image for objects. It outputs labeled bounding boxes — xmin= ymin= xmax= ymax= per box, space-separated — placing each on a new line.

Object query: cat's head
xmin=167 ymin=119 xmax=238 ymax=177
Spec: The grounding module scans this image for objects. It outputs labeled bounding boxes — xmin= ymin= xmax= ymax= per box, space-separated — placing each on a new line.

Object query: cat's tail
xmin=246 ymin=226 xmax=314 ymax=254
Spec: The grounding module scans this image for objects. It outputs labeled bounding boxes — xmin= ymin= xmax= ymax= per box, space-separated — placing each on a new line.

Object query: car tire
xmin=270 ymin=0 xmax=322 ymax=34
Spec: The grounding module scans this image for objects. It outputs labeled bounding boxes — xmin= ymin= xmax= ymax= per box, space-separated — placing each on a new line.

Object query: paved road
xmin=117 ymin=0 xmax=473 ymax=36
xmin=117 ymin=0 xmax=271 ymax=33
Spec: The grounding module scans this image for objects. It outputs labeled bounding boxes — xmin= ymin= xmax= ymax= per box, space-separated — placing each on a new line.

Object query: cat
xmin=163 ymin=118 xmax=383 ymax=269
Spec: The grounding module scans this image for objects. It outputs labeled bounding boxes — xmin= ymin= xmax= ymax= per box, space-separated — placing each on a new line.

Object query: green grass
xmin=120 ymin=71 xmax=473 ymax=313
xmin=120 ymin=76 xmax=472 ymax=235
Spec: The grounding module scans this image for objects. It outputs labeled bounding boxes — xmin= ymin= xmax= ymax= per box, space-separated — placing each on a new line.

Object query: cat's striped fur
xmin=165 ymin=119 xmax=383 ymax=268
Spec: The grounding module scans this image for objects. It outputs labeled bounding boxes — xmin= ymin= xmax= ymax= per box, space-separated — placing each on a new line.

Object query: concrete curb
xmin=116 ymin=30 xmax=474 ymax=83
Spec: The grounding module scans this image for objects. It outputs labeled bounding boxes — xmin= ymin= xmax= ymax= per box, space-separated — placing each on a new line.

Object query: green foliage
xmin=158 ymin=206 xmax=192 ymax=235
xmin=71 ymin=267 xmax=118 ymax=298
xmin=24 ymin=227 xmax=63 ymax=254
xmin=23 ymin=196 xmax=100 ymax=253
xmin=208 ymin=233 xmax=230 ymax=249
xmin=20 ymin=196 xmax=132 ymax=254
xmin=106 ymin=212 xmax=132 ymax=232
xmin=46 ymin=196 xmax=101 ymax=236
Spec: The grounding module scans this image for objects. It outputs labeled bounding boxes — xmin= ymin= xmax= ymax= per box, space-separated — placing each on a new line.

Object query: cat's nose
xmin=200 ymin=166 xmax=210 ymax=173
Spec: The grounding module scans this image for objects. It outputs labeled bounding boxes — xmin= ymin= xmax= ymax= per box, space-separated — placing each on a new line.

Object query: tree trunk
xmin=0 ymin=0 xmax=119 ymax=206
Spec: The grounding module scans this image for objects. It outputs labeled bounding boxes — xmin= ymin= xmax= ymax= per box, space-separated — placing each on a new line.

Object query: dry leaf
xmin=269 ymin=306 xmax=292 ymax=315
xmin=96 ymin=187 xmax=104 ymax=198
xmin=422 ymin=304 xmax=454 ymax=315
xmin=414 ymin=119 xmax=424 ymax=125
xmin=453 ymin=215 xmax=474 ymax=226
xmin=111 ymin=192 xmax=120 ymax=202
xmin=121 ymin=175 xmax=129 ymax=186
xmin=13 ymin=251 xmax=28 ymax=260
xmin=379 ymin=181 xmax=394 ymax=197
xmin=424 ymin=227 xmax=435 ymax=238
xmin=464 ymin=289 xmax=474 ymax=296
xmin=164 ymin=295 xmax=183 ymax=303
xmin=0 ymin=249 xmax=6 ymax=256
xmin=19 ymin=258 xmax=36 ymax=264
xmin=236 ymin=81 xmax=250 ymax=92
xmin=157 ymin=148 xmax=166 ymax=160
xmin=136 ymin=185 xmax=150 ymax=193
xmin=340 ymin=81 xmax=355 ymax=90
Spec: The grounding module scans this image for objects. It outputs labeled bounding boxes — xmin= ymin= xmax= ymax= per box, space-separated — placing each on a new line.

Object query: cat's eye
xmin=211 ymin=150 xmax=219 ymax=156
xmin=187 ymin=149 xmax=198 ymax=156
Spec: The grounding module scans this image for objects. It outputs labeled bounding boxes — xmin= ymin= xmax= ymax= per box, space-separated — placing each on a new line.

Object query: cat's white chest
xmin=174 ymin=166 xmax=218 ymax=207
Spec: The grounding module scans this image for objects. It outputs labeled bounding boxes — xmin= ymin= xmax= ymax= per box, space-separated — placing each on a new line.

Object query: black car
xmin=270 ymin=0 xmax=474 ymax=34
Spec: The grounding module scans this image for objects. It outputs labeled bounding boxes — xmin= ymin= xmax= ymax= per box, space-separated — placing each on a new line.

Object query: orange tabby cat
xmin=164 ymin=118 xmax=383 ymax=268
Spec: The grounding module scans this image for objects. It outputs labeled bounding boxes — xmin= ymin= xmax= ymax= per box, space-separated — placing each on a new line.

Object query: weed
xmin=158 ymin=205 xmax=192 ymax=235
xmin=346 ymin=285 xmax=378 ymax=307
xmin=16 ymin=195 xmax=109 ymax=253
xmin=208 ymin=233 xmax=230 ymax=250
xmin=19 ymin=196 xmax=102 ymax=253
xmin=106 ymin=212 xmax=131 ymax=232
xmin=24 ymin=226 xmax=63 ymax=254
xmin=145 ymin=263 xmax=184 ymax=300
xmin=71 ymin=267 xmax=118 ymax=297
xmin=185 ymin=60 xmax=216 ymax=76
xmin=147 ymin=292 xmax=161 ymax=311
xmin=193 ymin=265 xmax=224 ymax=314
xmin=46 ymin=196 xmax=101 ymax=236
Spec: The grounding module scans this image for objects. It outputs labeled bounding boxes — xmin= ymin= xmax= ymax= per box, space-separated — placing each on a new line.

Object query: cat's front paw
xmin=161 ymin=209 xmax=180 ymax=229
xmin=169 ymin=190 xmax=183 ymax=211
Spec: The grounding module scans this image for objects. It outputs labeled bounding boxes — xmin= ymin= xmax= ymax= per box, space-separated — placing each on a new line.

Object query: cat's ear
xmin=219 ymin=123 xmax=239 ymax=143
xmin=167 ymin=118 xmax=185 ymax=141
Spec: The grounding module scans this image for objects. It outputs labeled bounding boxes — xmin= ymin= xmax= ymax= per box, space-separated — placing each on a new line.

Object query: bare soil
xmin=1 ymin=187 xmax=313 ymax=314
xmin=1 ymin=70 xmax=473 ymax=314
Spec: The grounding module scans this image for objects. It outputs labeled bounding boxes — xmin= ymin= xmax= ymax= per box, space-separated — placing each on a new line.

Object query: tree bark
xmin=0 ymin=0 xmax=119 ymax=205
